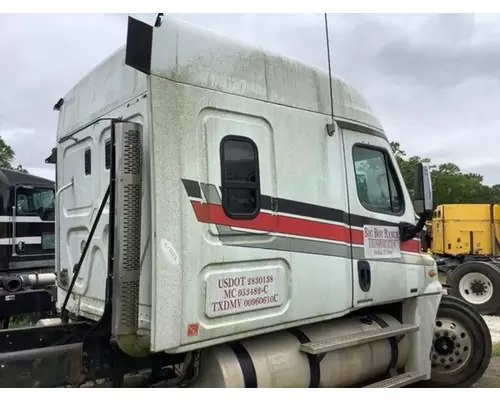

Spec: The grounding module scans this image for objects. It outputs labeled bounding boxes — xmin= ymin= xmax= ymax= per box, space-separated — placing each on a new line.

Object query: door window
xmin=16 ymin=186 xmax=55 ymax=221
xmin=352 ymin=145 xmax=404 ymax=215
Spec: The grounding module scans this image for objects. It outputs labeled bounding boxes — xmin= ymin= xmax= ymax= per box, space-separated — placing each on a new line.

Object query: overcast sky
xmin=1 ymin=13 xmax=499 ymax=184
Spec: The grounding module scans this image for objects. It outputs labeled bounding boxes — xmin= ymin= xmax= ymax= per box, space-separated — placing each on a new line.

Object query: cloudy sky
xmin=1 ymin=13 xmax=500 ymax=184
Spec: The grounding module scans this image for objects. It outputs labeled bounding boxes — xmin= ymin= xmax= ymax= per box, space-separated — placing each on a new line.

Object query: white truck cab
xmin=36 ymin=15 xmax=491 ymax=388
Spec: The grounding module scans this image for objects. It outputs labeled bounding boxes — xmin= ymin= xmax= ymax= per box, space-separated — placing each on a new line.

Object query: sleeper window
xmin=105 ymin=140 xmax=111 ymax=170
xmin=220 ymin=136 xmax=260 ymax=219
xmin=353 ymin=145 xmax=404 ymax=215
xmin=84 ymin=149 xmax=91 ymax=176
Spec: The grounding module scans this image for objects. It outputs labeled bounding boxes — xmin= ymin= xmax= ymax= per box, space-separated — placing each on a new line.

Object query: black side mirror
xmin=413 ymin=162 xmax=433 ymax=219
xmin=45 ymin=147 xmax=57 ymax=164
xmin=399 ymin=163 xmax=434 ymax=242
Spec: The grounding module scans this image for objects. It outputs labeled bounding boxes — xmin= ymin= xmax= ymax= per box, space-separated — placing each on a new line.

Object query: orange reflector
xmin=428 ymin=270 xmax=437 ymax=278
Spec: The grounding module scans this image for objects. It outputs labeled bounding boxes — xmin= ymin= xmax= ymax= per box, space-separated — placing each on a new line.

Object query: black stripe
xmin=183 ymin=180 xmax=409 ymax=230
xmin=227 ymin=341 xmax=257 ymax=388
xmin=13 ymin=223 xmax=54 ymax=238
xmin=0 ymin=240 xmax=54 ymax=270
xmin=288 ymin=328 xmax=321 ymax=388
xmin=267 ymin=197 xmax=399 ymax=228
xmin=273 ymin=197 xmax=348 ymax=226
xmin=0 ymin=222 xmax=54 ymax=239
xmin=260 ymin=195 xmax=274 ymax=213
xmin=370 ymin=315 xmax=399 ymax=377
xmin=0 ymin=255 xmax=54 ymax=273
xmin=0 ymin=243 xmax=52 ymax=252
xmin=349 ymin=214 xmax=399 ymax=228
xmin=181 ymin=179 xmax=202 ymax=200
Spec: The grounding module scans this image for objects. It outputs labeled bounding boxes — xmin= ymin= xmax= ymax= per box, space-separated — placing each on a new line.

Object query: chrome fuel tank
xmin=190 ymin=313 xmax=410 ymax=388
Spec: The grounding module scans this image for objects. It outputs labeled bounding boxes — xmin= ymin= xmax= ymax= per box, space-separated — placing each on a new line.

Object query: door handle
xmin=357 ymin=260 xmax=371 ymax=292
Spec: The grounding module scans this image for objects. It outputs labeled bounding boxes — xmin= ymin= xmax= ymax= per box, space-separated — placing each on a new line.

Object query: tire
xmin=425 ymin=296 xmax=492 ymax=388
xmin=448 ymin=260 xmax=500 ymax=315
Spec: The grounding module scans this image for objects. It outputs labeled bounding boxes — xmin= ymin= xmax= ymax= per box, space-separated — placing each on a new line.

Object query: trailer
xmin=423 ymin=204 xmax=500 ymax=315
xmin=0 ymin=16 xmax=492 ymax=388
xmin=0 ymin=168 xmax=56 ymax=328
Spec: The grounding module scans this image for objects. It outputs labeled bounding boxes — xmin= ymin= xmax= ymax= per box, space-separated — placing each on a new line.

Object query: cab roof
xmin=0 ymin=168 xmax=54 ymax=188
xmin=56 ymin=15 xmax=385 ymax=140
xmin=148 ymin=16 xmax=384 ymax=135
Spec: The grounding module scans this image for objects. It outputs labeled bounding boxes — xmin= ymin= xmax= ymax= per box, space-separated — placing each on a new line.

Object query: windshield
xmin=16 ymin=185 xmax=55 ymax=221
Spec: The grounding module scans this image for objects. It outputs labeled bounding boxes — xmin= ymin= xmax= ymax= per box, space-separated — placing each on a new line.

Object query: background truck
xmin=0 ymin=168 xmax=56 ymax=328
xmin=423 ymin=203 xmax=500 ymax=315
xmin=0 ymin=15 xmax=492 ymax=388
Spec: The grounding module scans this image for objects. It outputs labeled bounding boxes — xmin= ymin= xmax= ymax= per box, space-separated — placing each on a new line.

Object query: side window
xmin=220 ymin=135 xmax=260 ymax=219
xmin=105 ymin=139 xmax=111 ymax=170
xmin=84 ymin=148 xmax=92 ymax=176
xmin=353 ymin=145 xmax=404 ymax=215
xmin=16 ymin=186 xmax=55 ymax=220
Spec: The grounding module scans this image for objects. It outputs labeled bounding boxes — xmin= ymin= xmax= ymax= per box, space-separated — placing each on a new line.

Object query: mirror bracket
xmin=399 ymin=219 xmax=426 ymax=242
xmin=400 ymin=162 xmax=434 ymax=243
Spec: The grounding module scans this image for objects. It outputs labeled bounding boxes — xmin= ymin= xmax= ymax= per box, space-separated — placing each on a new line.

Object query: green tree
xmin=0 ymin=137 xmax=29 ymax=173
xmin=0 ymin=137 xmax=15 ymax=168
xmin=390 ymin=141 xmax=497 ymax=207
xmin=390 ymin=142 xmax=431 ymax=199
xmin=13 ymin=165 xmax=29 ymax=173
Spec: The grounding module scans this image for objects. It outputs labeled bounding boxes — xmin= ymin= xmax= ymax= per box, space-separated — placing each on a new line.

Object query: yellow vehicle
xmin=429 ymin=204 xmax=500 ymax=315
xmin=433 ymin=204 xmax=500 ymax=257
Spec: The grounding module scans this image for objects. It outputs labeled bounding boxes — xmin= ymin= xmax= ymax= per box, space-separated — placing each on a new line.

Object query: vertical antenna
xmin=324 ymin=13 xmax=336 ymax=136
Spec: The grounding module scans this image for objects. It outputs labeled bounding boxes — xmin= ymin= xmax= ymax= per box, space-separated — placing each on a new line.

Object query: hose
xmin=2 ymin=276 xmax=23 ymax=292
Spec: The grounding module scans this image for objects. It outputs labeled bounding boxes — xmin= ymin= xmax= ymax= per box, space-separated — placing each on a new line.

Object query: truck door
xmin=341 ymin=127 xmax=424 ymax=307
xmin=12 ymin=184 xmax=55 ymax=258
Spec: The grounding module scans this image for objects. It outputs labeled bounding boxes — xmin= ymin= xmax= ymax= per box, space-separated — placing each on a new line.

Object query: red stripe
xmin=401 ymin=238 xmax=421 ymax=253
xmin=191 ymin=201 xmax=420 ymax=254
xmin=192 ymin=202 xmax=351 ymax=242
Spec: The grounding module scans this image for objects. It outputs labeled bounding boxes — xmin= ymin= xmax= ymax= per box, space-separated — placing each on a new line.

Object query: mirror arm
xmin=399 ymin=214 xmax=427 ymax=242
xmin=403 ymin=161 xmax=433 ymax=244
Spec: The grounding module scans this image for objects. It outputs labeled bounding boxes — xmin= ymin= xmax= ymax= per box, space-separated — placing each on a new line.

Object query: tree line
xmin=391 ymin=142 xmax=500 ymax=206
xmin=0 ymin=137 xmax=28 ymax=173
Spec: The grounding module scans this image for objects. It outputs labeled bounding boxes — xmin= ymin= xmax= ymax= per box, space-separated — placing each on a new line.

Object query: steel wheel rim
xmin=431 ymin=317 xmax=473 ymax=375
xmin=458 ymin=272 xmax=493 ymax=305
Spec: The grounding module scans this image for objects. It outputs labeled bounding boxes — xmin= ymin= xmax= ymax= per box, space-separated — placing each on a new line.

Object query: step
xmin=363 ymin=371 xmax=427 ymax=388
xmin=300 ymin=324 xmax=419 ymax=355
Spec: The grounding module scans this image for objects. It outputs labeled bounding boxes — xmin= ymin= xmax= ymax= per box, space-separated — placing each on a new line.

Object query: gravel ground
xmin=475 ymin=354 xmax=500 ymax=388
xmin=439 ymin=273 xmax=500 ymax=387
xmin=473 ymin=315 xmax=500 ymax=388
xmin=484 ymin=315 xmax=500 ymax=343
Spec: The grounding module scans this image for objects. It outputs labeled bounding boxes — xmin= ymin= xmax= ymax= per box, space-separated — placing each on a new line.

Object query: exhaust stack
xmin=111 ymin=121 xmax=148 ymax=356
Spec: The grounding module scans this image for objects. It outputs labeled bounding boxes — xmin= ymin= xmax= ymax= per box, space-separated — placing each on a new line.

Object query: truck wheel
xmin=426 ymin=296 xmax=492 ymax=388
xmin=448 ymin=260 xmax=500 ymax=315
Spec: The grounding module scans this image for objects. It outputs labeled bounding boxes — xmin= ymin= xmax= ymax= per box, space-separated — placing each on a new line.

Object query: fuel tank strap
xmin=288 ymin=328 xmax=321 ymax=388
xmin=227 ymin=341 xmax=258 ymax=388
xmin=369 ymin=315 xmax=399 ymax=377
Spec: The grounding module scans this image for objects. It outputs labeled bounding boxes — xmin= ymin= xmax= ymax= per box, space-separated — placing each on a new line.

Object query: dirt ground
xmin=475 ymin=348 xmax=500 ymax=388
xmin=438 ymin=273 xmax=500 ymax=387
xmin=477 ymin=320 xmax=500 ymax=387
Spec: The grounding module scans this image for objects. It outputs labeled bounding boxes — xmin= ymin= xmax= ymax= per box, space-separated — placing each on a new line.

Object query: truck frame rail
xmin=0 ymin=318 xmax=184 ymax=387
